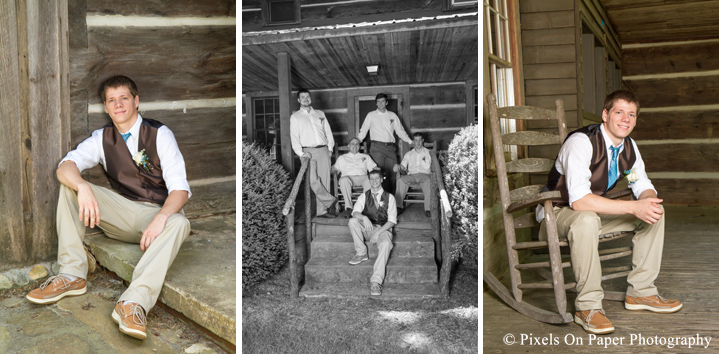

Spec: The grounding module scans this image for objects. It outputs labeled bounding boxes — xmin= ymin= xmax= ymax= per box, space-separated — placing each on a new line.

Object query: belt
xmin=371 ymin=140 xmax=394 ymax=146
xmin=302 ymin=145 xmax=327 ymax=149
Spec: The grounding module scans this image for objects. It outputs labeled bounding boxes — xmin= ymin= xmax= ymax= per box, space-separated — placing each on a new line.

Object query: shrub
xmin=442 ymin=125 xmax=478 ymax=269
xmin=242 ymin=142 xmax=292 ymax=289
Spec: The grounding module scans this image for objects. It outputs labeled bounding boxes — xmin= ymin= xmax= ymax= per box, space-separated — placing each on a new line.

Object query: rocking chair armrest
xmin=605 ymin=188 xmax=633 ymax=200
xmin=507 ymin=191 xmax=562 ymax=213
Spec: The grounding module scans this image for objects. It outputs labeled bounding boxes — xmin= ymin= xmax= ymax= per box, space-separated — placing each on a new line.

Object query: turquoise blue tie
xmin=607 ymin=145 xmax=620 ymax=190
xmin=121 ymin=132 xmax=131 ymax=142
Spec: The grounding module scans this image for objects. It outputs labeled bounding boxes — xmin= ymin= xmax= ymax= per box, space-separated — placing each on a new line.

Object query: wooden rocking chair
xmin=332 ymin=142 xmax=369 ymax=211
xmin=395 ymin=141 xmax=437 ymax=207
xmin=483 ymin=93 xmax=635 ymax=324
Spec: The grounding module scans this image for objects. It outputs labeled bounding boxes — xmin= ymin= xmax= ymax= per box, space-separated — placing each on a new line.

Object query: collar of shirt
xmin=600 ymin=123 xmax=624 ymax=152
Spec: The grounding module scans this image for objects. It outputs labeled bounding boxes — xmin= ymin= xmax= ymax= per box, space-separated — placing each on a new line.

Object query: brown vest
xmin=544 ymin=124 xmax=636 ymax=207
xmin=103 ymin=118 xmax=168 ymax=205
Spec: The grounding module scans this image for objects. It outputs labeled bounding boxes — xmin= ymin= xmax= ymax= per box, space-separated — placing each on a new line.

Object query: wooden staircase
xmin=299 ymin=204 xmax=443 ymax=299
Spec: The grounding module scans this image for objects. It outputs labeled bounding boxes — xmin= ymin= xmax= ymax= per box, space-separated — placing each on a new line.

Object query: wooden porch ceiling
xmin=241 ymin=15 xmax=478 ymax=92
xmin=600 ymin=0 xmax=719 ymax=44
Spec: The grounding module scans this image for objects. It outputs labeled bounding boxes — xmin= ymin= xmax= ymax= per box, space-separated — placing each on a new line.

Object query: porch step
xmin=299 ymin=282 xmax=443 ymax=299
xmin=304 ymin=257 xmax=437 ymax=284
xmin=310 ymin=233 xmax=435 ymax=259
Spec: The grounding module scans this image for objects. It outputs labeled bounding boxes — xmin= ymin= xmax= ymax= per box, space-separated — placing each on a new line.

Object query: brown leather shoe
xmin=574 ymin=309 xmax=614 ymax=334
xmin=625 ymin=294 xmax=683 ymax=313
xmin=26 ymin=275 xmax=86 ymax=304
xmin=112 ymin=301 xmax=147 ymax=340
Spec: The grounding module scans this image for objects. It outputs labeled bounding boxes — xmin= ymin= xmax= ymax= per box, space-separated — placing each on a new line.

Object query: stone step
xmin=304 ymin=257 xmax=437 ymax=284
xmin=299 ymin=282 xmax=443 ymax=299
xmin=310 ymin=233 xmax=434 ymax=260
xmin=85 ymin=214 xmax=236 ymax=346
xmin=313 ymin=222 xmax=433 ymax=238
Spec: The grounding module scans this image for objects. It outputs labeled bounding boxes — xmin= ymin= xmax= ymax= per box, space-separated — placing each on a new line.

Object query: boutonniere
xmin=361 ymin=157 xmax=366 ymax=162
xmin=133 ymin=149 xmax=153 ymax=172
xmin=389 ymin=119 xmax=395 ymax=124
xmin=624 ymin=168 xmax=638 ymax=185
xmin=422 ymin=156 xmax=427 ymax=162
xmin=378 ymin=200 xmax=385 ymax=208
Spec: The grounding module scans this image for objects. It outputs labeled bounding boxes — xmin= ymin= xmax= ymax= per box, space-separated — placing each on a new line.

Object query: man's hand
xmin=392 ymin=164 xmax=402 ymax=173
xmin=77 ymin=183 xmax=101 ymax=228
xmin=632 ymin=198 xmax=664 ymax=224
xmin=140 ymin=214 xmax=169 ymax=251
xmin=370 ymin=231 xmax=380 ymax=245
xmin=302 ymin=152 xmax=312 ymax=159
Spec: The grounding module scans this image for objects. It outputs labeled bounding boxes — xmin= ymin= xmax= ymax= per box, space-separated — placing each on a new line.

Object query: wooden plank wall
xmin=68 ymin=0 xmax=236 ymax=188
xmin=623 ymin=40 xmax=719 ymax=205
xmin=519 ymin=0 xmax=577 ymax=185
xmin=1 ymin=0 xmax=71 ymax=267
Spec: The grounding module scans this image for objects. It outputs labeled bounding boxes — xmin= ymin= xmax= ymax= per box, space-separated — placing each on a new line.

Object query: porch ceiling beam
xmin=242 ymin=13 xmax=477 ymax=45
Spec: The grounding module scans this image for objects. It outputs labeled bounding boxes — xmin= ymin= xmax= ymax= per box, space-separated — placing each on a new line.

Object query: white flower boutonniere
xmin=378 ymin=200 xmax=385 ymax=208
xmin=624 ymin=168 xmax=639 ymax=185
xmin=133 ymin=149 xmax=152 ymax=172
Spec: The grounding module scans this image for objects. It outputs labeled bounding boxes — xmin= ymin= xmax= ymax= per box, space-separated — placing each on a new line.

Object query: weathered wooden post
xmin=0 ymin=0 xmax=70 ymax=267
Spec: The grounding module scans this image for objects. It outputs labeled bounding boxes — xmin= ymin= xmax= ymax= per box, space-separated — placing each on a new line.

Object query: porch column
xmin=0 ymin=0 xmax=71 ymax=265
xmin=278 ymin=52 xmax=295 ymax=175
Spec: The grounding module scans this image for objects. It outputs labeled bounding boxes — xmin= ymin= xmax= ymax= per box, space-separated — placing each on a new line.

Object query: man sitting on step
xmin=347 ymin=169 xmax=397 ymax=296
xmin=332 ymin=137 xmax=379 ymax=218
xmin=26 ymin=75 xmax=191 ymax=341
xmin=394 ymin=132 xmax=432 ymax=217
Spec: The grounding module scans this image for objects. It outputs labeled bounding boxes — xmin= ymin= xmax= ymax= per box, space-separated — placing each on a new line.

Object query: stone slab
xmin=85 ymin=214 xmax=236 ymax=345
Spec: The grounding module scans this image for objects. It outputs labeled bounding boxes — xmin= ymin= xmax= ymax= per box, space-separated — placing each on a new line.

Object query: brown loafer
xmin=625 ymin=294 xmax=683 ymax=313
xmin=574 ymin=309 xmax=614 ymax=335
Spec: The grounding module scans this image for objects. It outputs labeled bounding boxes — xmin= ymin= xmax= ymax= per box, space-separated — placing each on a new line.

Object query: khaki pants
xmin=539 ymin=207 xmax=665 ymax=311
xmin=303 ymin=146 xmax=336 ymax=215
xmin=57 ymin=184 xmax=191 ymax=312
xmin=395 ymin=173 xmax=431 ymax=211
xmin=348 ymin=218 xmax=393 ymax=284
xmin=338 ymin=175 xmax=371 ymax=210
xmin=369 ymin=142 xmax=397 ymax=192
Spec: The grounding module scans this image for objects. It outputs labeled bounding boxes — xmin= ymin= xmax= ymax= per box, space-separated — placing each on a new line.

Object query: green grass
xmin=242 ymin=265 xmax=478 ymax=354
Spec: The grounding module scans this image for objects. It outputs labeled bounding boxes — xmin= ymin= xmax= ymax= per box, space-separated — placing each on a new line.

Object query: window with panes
xmin=252 ymin=97 xmax=282 ymax=163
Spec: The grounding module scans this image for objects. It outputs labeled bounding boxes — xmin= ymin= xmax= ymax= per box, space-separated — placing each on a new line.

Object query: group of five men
xmin=290 ymin=90 xmax=433 ymax=296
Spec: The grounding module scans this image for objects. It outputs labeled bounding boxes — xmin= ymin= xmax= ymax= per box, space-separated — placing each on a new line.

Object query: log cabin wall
xmin=519 ymin=0 xmax=619 ymax=186
xmin=621 ymin=41 xmax=719 ymax=205
xmin=68 ymin=0 xmax=236 ymax=188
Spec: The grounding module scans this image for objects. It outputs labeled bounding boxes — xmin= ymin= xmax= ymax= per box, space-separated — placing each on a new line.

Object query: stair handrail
xmin=429 ymin=150 xmax=453 ymax=298
xmin=283 ymin=156 xmax=312 ymax=298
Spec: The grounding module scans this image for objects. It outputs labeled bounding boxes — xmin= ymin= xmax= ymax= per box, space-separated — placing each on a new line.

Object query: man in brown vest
xmin=347 ymin=169 xmax=397 ymax=296
xmin=539 ymin=90 xmax=682 ymax=335
xmin=26 ymin=76 xmax=191 ymax=341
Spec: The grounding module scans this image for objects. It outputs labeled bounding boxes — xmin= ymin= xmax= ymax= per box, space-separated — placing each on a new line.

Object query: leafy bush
xmin=442 ymin=125 xmax=478 ymax=269
xmin=242 ymin=142 xmax=291 ymax=289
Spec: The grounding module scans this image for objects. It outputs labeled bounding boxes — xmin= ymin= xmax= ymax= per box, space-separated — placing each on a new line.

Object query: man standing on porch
xmin=358 ymin=93 xmax=413 ymax=192
xmin=347 ymin=169 xmax=397 ymax=296
xmin=290 ymin=88 xmax=338 ymax=217
xmin=26 ymin=75 xmax=191 ymax=341
xmin=539 ymin=90 xmax=682 ymax=335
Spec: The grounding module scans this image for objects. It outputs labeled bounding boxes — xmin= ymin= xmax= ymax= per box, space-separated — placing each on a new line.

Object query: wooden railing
xmin=282 ymin=156 xmax=312 ymax=298
xmin=429 ymin=150 xmax=454 ymax=298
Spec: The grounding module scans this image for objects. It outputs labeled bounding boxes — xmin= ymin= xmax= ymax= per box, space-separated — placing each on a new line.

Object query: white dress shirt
xmin=289 ymin=107 xmax=334 ymax=157
xmin=358 ymin=109 xmax=412 ymax=144
xmin=536 ymin=124 xmax=655 ymax=222
xmin=60 ymin=114 xmax=192 ymax=198
xmin=352 ymin=189 xmax=398 ymax=224
xmin=333 ymin=153 xmax=377 ymax=176
xmin=401 ymin=147 xmax=432 ymax=175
